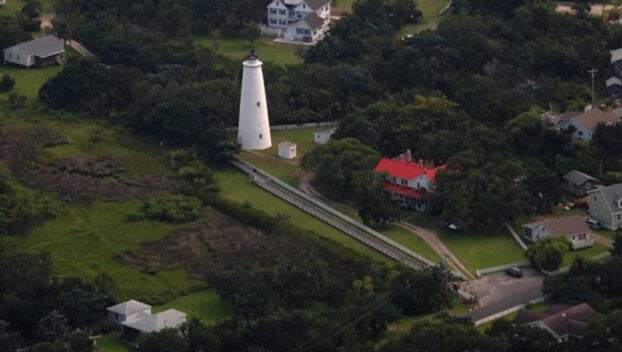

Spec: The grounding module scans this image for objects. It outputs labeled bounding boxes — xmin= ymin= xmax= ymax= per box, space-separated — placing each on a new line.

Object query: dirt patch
xmin=0 ymin=124 xmax=181 ymax=200
xmin=118 ymin=208 xmax=303 ymax=278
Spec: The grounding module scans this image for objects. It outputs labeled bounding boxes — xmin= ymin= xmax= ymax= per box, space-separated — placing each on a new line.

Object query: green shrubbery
xmin=0 ymin=166 xmax=58 ymax=235
xmin=129 ymin=194 xmax=202 ymax=223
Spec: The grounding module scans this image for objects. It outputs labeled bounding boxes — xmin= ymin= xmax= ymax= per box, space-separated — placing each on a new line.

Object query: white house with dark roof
xmin=588 ymin=183 xmax=622 ymax=230
xmin=266 ymin=0 xmax=331 ymax=43
xmin=3 ymin=35 xmax=64 ymax=68
xmin=522 ymin=215 xmax=594 ymax=250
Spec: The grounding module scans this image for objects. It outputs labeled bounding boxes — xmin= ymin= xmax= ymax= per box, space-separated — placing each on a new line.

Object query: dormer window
xmin=617 ymin=198 xmax=622 ymax=209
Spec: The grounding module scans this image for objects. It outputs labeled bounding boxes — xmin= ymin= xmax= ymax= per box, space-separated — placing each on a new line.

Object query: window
xmin=8 ymin=52 xmax=12 ymax=58
xmin=594 ymin=196 xmax=597 ymax=201
xmin=279 ymin=19 xmax=286 ymax=24
xmin=270 ymin=18 xmax=277 ymax=23
xmin=16 ymin=54 xmax=20 ymax=60
xmin=270 ymin=8 xmax=276 ymax=13
xmin=257 ymin=101 xmax=260 ymax=107
xmin=578 ymin=131 xmax=584 ymax=136
xmin=401 ymin=179 xmax=408 ymax=186
xmin=259 ymin=133 xmax=263 ymax=139
xmin=279 ymin=9 xmax=286 ymax=14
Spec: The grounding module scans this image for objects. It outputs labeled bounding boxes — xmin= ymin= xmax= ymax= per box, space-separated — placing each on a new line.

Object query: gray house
xmin=562 ymin=170 xmax=601 ymax=197
xmin=522 ymin=215 xmax=594 ymax=250
xmin=588 ymin=183 xmax=622 ymax=230
xmin=3 ymin=35 xmax=64 ymax=68
xmin=514 ymin=303 xmax=599 ymax=341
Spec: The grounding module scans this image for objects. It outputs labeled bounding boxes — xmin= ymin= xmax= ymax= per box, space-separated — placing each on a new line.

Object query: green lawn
xmin=440 ymin=230 xmax=526 ymax=273
xmin=239 ymin=151 xmax=300 ymax=186
xmin=0 ymin=0 xmax=56 ymax=17
xmin=398 ymin=0 xmax=451 ymax=36
xmin=0 ymin=47 xmax=78 ymax=103
xmin=1 ymin=200 xmax=202 ymax=301
xmin=561 ymin=243 xmax=610 ymax=267
xmin=382 ymin=225 xmax=442 ymax=263
xmin=97 ymin=333 xmax=130 ymax=352
xmin=194 ymin=34 xmax=301 ymax=66
xmin=154 ymin=290 xmax=233 ymax=326
xmin=215 ymin=168 xmax=394 ymax=265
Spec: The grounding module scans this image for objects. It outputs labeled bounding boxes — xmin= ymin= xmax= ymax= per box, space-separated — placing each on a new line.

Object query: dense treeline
xmin=0 ymin=245 xmax=114 ymax=351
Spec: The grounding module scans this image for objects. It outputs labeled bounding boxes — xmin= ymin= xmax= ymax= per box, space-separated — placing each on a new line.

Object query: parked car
xmin=505 ymin=267 xmax=523 ymax=278
xmin=586 ymin=218 xmax=601 ymax=230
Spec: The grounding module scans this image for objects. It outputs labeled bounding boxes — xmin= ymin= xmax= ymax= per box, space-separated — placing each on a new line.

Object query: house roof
xmin=611 ymin=48 xmax=622 ymax=63
xmin=122 ymin=309 xmax=187 ymax=333
xmin=522 ymin=215 xmax=590 ymax=237
xmin=374 ymin=158 xmax=445 ymax=181
xmin=589 ymin=183 xmax=622 ymax=213
xmin=607 ymin=76 xmax=622 ymax=87
xmin=5 ymin=35 xmax=64 ymax=58
xmin=107 ymin=300 xmax=151 ymax=316
xmin=571 ymin=108 xmax=619 ymax=132
xmin=514 ymin=303 xmax=599 ymax=339
xmin=302 ymin=12 xmax=325 ymax=30
xmin=313 ymin=128 xmax=336 ymax=137
xmin=303 ymin=0 xmax=331 ymax=11
xmin=382 ymin=183 xmax=431 ymax=199
xmin=562 ymin=170 xmax=599 ymax=187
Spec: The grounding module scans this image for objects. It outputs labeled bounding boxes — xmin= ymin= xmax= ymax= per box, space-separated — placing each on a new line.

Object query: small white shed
xmin=313 ymin=128 xmax=335 ymax=145
xmin=0 ymin=0 xmax=6 ymax=6
xmin=278 ymin=141 xmax=297 ymax=160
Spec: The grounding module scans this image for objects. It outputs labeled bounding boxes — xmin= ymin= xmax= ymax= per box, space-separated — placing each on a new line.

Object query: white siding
xmin=3 ymin=47 xmax=33 ymax=67
xmin=588 ymin=190 xmax=616 ymax=230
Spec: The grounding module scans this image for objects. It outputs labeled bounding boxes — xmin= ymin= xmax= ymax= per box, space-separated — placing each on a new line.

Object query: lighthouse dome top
xmin=243 ymin=49 xmax=262 ymax=67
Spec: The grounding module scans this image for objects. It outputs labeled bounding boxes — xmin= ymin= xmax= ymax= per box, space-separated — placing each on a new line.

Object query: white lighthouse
xmin=237 ymin=50 xmax=271 ymax=151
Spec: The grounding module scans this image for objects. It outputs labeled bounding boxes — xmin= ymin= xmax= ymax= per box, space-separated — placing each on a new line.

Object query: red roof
xmin=374 ymin=158 xmax=445 ymax=181
xmin=383 ymin=183 xmax=431 ymax=200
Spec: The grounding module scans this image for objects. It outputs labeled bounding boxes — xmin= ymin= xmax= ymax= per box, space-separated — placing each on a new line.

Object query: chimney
xmin=418 ymin=158 xmax=423 ymax=167
xmin=405 ymin=149 xmax=412 ymax=162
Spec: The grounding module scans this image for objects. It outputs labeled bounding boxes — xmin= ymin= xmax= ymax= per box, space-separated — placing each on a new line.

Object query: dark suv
xmin=505 ymin=267 xmax=523 ymax=278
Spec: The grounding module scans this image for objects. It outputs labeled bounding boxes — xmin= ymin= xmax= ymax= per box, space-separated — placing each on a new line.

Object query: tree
xmin=17 ymin=1 xmax=42 ymax=32
xmin=180 ymin=318 xmax=221 ymax=352
xmin=301 ymin=137 xmax=380 ymax=201
xmin=391 ymin=267 xmax=451 ymax=315
xmin=0 ymin=74 xmax=15 ymax=93
xmin=611 ymin=232 xmax=622 ymax=257
xmin=526 ymin=237 xmax=570 ymax=271
xmin=136 ymin=328 xmax=188 ymax=352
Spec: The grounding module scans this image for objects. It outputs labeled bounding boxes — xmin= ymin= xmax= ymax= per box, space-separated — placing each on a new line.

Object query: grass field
xmin=382 ymin=225 xmax=442 ymax=263
xmin=194 ymin=34 xmax=302 ymax=66
xmin=1 ymin=200 xmax=202 ymax=301
xmin=0 ymin=0 xmax=56 ymax=17
xmin=215 ymin=167 xmax=395 ymax=265
xmin=97 ymin=333 xmax=130 ymax=352
xmin=154 ymin=290 xmax=233 ymax=326
xmin=440 ymin=230 xmax=526 ymax=273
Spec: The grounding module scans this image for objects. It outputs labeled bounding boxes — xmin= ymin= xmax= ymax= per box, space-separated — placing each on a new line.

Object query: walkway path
xmin=298 ymin=169 xmax=474 ymax=279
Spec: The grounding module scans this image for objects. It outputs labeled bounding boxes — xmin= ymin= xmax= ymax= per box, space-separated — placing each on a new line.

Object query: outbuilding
xmin=278 ymin=141 xmax=297 ymax=159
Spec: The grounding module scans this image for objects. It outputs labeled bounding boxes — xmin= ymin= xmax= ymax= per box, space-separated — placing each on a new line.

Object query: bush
xmin=0 ymin=74 xmax=15 ymax=93
xmin=526 ymin=237 xmax=571 ymax=271
xmin=130 ymin=194 xmax=202 ymax=223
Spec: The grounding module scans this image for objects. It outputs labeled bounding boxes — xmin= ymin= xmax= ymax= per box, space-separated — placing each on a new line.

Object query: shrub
xmin=0 ymin=74 xmax=15 ymax=92
xmin=131 ymin=194 xmax=202 ymax=223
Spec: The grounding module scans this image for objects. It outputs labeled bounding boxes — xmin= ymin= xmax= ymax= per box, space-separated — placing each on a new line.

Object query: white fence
xmin=504 ymin=223 xmax=528 ymax=250
xmin=226 ymin=121 xmax=338 ymax=133
xmin=230 ymin=156 xmax=442 ymax=271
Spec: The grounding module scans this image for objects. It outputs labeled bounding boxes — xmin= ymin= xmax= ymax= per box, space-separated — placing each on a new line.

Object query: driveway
xmin=461 ymin=268 xmax=544 ymax=322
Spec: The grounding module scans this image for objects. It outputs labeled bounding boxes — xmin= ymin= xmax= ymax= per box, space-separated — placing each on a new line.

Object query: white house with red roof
xmin=373 ymin=150 xmax=445 ymax=211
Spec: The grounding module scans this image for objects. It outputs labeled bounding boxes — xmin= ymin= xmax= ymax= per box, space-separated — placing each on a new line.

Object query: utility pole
xmin=588 ymin=67 xmax=598 ymax=108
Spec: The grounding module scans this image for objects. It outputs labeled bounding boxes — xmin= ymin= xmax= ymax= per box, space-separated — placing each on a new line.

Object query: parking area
xmin=460 ymin=268 xmax=544 ymax=322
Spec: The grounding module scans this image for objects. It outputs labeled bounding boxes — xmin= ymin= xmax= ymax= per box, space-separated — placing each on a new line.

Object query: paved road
xmin=461 ymin=268 xmax=543 ymax=322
